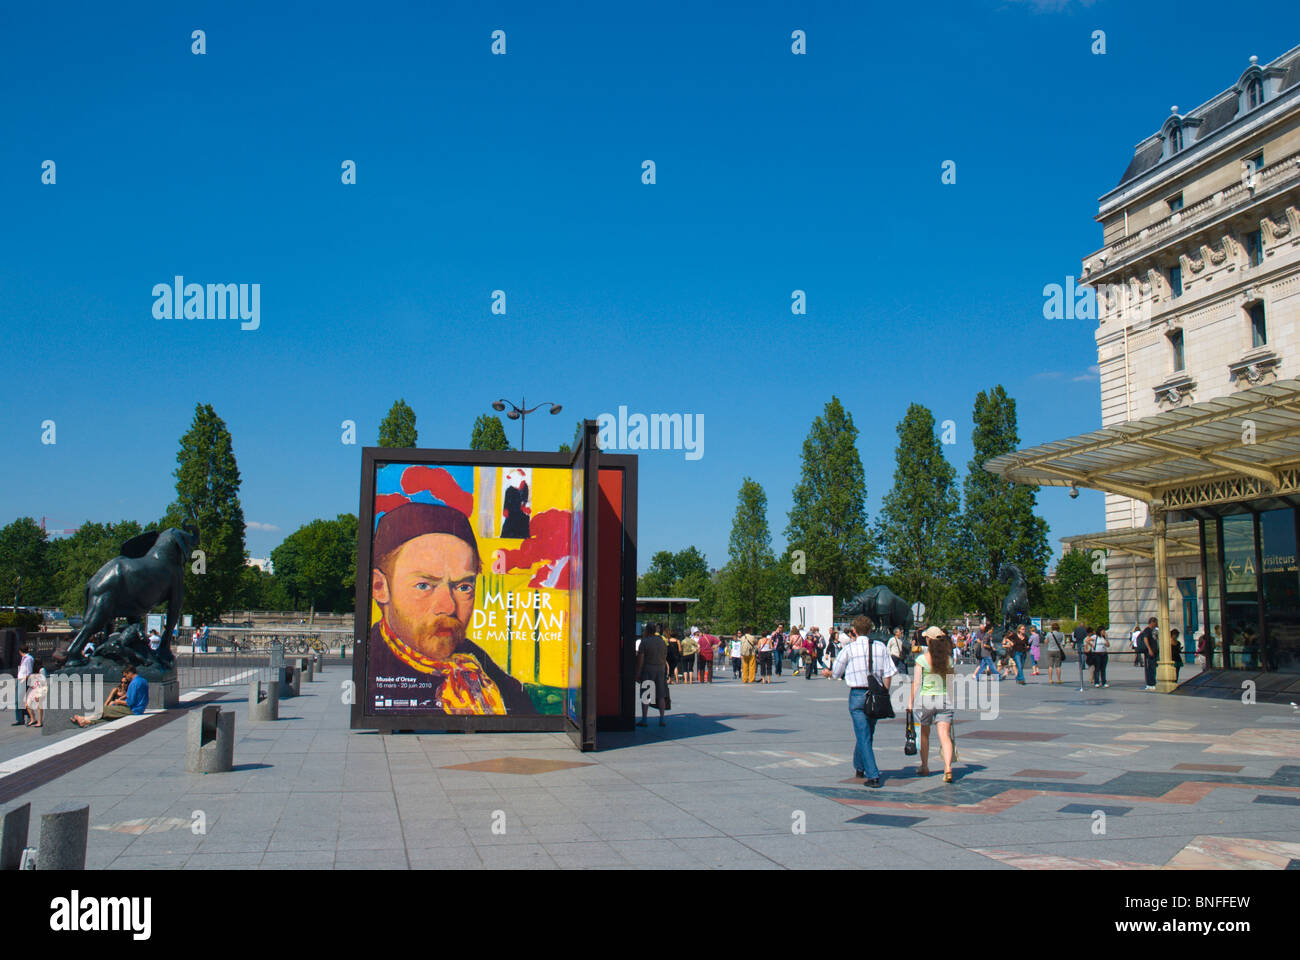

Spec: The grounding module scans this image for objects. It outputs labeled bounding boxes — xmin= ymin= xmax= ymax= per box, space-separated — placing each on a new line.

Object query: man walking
xmin=973 ymin=627 xmax=1000 ymax=681
xmin=1139 ymin=616 xmax=1159 ymax=690
xmin=773 ymin=623 xmax=786 ymax=677
xmin=823 ymin=616 xmax=896 ymax=788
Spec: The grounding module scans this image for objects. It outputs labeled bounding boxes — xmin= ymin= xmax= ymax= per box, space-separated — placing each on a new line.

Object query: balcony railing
xmin=1088 ymin=151 xmax=1300 ymax=276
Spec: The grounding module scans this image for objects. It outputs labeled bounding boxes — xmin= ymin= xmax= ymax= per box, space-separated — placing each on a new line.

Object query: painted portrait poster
xmin=365 ymin=462 xmax=574 ymax=717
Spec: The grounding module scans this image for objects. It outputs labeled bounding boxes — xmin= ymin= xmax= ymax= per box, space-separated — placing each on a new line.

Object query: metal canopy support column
xmin=1152 ymin=501 xmax=1177 ymax=692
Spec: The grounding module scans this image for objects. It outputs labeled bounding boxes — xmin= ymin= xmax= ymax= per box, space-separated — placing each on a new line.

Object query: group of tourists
xmin=635 ymin=609 xmax=1188 ymax=789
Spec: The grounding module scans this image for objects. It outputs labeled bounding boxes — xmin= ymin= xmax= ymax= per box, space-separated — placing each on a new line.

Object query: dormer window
xmin=1170 ymin=125 xmax=1183 ymax=153
xmin=1247 ymin=76 xmax=1264 ymax=109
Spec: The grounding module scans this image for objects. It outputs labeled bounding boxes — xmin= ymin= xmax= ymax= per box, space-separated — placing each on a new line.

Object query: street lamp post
xmin=491 ymin=396 xmax=562 ymax=452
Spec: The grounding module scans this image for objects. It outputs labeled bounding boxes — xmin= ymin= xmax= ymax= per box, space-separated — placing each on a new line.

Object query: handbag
xmin=863 ymin=638 xmax=895 ymax=720
xmin=903 ymin=709 xmax=918 ymax=755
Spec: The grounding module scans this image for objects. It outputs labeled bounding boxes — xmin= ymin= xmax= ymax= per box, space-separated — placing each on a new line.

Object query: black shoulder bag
xmin=863 ymin=639 xmax=895 ymax=720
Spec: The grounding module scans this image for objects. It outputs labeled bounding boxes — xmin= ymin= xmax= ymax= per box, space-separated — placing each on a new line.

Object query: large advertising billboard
xmin=352 ymin=433 xmax=632 ymax=744
xmin=358 ymin=455 xmax=578 ymax=727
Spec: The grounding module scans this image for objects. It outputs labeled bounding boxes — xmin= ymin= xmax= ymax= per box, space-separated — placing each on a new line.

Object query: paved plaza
xmin=1 ymin=657 xmax=1298 ymax=869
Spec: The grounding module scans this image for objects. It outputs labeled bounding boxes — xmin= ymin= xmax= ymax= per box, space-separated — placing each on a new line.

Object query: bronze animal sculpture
xmin=840 ymin=585 xmax=915 ymax=638
xmin=61 ymin=525 xmax=199 ymax=669
xmin=999 ymin=562 xmax=1030 ymax=633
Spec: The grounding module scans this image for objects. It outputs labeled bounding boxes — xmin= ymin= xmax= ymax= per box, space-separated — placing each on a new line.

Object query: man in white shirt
xmin=824 ymin=616 xmax=897 ymax=788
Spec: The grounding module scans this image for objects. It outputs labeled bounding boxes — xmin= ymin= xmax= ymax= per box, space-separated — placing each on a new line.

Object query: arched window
xmin=1247 ymin=76 xmax=1264 ymax=109
xmin=1170 ymin=125 xmax=1183 ymax=154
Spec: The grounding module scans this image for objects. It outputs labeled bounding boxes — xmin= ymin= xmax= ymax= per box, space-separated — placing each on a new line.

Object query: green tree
xmin=875 ymin=404 xmax=960 ymax=619
xmin=0 ymin=518 xmax=52 ymax=606
xmin=637 ymin=547 xmax=709 ymax=596
xmin=378 ymin=399 xmax=418 ymax=447
xmin=470 ymin=414 xmax=512 ymax=451
xmin=558 ymin=420 xmax=584 ymax=454
xmin=785 ymin=397 xmax=874 ymax=606
xmin=721 ymin=479 xmax=778 ymax=629
xmin=953 ymin=386 xmax=1051 ymax=621
xmin=46 ymin=521 xmax=145 ymax=613
xmin=1049 ymin=548 xmax=1109 ymax=626
xmin=161 ymin=404 xmax=247 ymax=622
xmin=269 ymin=514 xmax=357 ymax=617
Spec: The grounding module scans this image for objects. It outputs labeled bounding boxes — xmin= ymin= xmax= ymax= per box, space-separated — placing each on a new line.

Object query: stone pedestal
xmin=36 ymin=803 xmax=88 ymax=870
xmin=0 ymin=802 xmax=31 ymax=870
xmin=248 ymin=677 xmax=279 ymax=722
xmin=185 ymin=705 xmax=234 ymax=773
xmin=279 ymin=665 xmax=299 ymax=699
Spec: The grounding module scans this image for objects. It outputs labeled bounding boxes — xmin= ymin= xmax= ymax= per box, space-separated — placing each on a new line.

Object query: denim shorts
xmin=913 ymin=706 xmax=954 ymax=725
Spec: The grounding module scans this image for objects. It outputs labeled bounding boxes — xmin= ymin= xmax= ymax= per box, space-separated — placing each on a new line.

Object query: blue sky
xmin=3 ymin=0 xmax=1298 ymax=573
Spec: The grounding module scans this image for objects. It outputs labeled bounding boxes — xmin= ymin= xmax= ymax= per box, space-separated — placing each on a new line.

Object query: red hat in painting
xmin=373 ymin=502 xmax=479 ymax=566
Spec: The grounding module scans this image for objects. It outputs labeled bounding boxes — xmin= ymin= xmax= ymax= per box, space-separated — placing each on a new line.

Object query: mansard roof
xmin=1114 ymin=45 xmax=1300 ymax=189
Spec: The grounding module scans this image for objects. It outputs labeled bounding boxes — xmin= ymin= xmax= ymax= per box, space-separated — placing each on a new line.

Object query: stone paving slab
xmin=0 ymin=659 xmax=1295 ymax=868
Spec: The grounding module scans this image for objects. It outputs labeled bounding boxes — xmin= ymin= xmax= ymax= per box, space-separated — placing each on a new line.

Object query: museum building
xmin=988 ymin=47 xmax=1300 ymax=685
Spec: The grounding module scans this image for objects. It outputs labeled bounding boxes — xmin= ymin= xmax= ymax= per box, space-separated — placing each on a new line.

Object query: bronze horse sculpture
xmin=999 ymin=562 xmax=1030 ymax=633
xmin=61 ymin=525 xmax=199 ymax=669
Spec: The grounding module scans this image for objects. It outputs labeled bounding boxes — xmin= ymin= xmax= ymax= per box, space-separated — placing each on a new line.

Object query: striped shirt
xmin=831 ymin=637 xmax=897 ymax=688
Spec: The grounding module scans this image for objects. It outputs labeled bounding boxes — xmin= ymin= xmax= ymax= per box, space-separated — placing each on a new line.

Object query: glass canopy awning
xmin=984 ymin=379 xmax=1300 ymax=510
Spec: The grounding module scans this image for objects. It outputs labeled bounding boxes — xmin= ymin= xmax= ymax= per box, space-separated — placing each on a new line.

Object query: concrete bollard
xmin=313 ymin=651 xmax=323 ymax=675
xmin=248 ymin=677 xmax=279 ymax=722
xmin=300 ymin=656 xmax=314 ymax=683
xmin=185 ymin=705 xmax=235 ymax=773
xmin=279 ymin=665 xmax=300 ymax=699
xmin=1 ymin=802 xmax=31 ymax=870
xmin=36 ymin=803 xmax=89 ymax=870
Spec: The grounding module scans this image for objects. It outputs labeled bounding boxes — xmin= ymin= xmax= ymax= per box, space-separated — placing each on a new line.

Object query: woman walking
xmin=908 ymin=626 xmax=957 ymax=783
xmin=1046 ymin=621 xmax=1068 ymax=684
xmin=788 ymin=627 xmax=802 ymax=676
xmin=757 ymin=631 xmax=775 ymax=683
xmin=1029 ymin=626 xmax=1041 ymax=676
xmin=635 ymin=627 xmax=669 ymax=727
xmin=666 ymin=630 xmax=682 ymax=684
xmin=1089 ymin=626 xmax=1110 ymax=687
xmin=24 ymin=659 xmax=46 ymax=727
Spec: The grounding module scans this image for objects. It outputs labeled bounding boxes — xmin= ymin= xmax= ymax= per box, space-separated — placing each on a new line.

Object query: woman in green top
xmin=907 ymin=626 xmax=957 ymax=783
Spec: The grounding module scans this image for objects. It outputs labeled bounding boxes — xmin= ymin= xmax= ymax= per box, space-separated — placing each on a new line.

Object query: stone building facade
xmin=1080 ymin=46 xmax=1300 ymax=636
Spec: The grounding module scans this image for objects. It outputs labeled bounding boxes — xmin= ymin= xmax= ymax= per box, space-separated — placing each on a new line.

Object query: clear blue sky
xmin=3 ymin=1 xmax=1298 ymax=572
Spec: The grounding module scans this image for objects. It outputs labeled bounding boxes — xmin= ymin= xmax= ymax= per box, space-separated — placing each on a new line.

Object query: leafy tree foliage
xmin=0 ymin=517 xmax=52 ymax=606
xmin=379 ymin=399 xmax=418 ymax=447
xmin=952 ymin=386 xmax=1050 ymax=620
xmin=875 ymin=404 xmax=960 ymax=619
xmin=160 ymin=404 xmax=247 ymax=623
xmin=470 ymin=414 xmax=512 ymax=451
xmin=785 ymin=397 xmax=874 ymax=606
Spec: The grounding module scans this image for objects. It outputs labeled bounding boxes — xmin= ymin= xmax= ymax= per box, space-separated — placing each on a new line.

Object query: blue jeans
xmin=1013 ymin=651 xmax=1026 ymax=681
xmin=847 ymin=689 xmax=880 ymax=779
xmin=975 ymin=657 xmax=996 ymax=678
xmin=775 ymin=650 xmax=783 ymax=675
